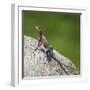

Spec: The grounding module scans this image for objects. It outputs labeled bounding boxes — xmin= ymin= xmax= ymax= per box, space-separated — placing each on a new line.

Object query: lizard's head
xmin=35 ymin=26 xmax=41 ymax=32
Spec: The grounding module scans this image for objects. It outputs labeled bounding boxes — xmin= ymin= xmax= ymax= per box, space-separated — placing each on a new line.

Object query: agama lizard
xmin=34 ymin=26 xmax=69 ymax=75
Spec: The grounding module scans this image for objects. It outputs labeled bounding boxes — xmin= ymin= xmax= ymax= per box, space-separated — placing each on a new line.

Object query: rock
xmin=24 ymin=35 xmax=79 ymax=78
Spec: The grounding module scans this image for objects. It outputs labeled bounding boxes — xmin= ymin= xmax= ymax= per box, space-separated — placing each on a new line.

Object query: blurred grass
xmin=22 ymin=10 xmax=80 ymax=70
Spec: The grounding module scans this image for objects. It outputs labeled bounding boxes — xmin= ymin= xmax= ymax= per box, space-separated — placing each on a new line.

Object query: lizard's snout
xmin=35 ymin=26 xmax=41 ymax=32
xmin=35 ymin=26 xmax=39 ymax=30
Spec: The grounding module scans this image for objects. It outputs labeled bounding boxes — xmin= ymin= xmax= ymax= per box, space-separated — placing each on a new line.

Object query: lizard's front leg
xmin=34 ymin=39 xmax=41 ymax=51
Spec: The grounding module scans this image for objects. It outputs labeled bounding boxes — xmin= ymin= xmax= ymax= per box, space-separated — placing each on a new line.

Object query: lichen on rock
xmin=24 ymin=35 xmax=79 ymax=78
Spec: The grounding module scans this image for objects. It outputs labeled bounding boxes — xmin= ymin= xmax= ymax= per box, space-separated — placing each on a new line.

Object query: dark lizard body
xmin=46 ymin=47 xmax=69 ymax=75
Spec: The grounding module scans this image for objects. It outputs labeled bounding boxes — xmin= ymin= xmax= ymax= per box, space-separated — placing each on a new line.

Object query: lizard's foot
xmin=34 ymin=48 xmax=38 ymax=51
xmin=47 ymin=57 xmax=52 ymax=62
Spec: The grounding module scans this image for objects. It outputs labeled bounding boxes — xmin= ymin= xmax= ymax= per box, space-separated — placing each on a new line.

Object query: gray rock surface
xmin=24 ymin=35 xmax=79 ymax=78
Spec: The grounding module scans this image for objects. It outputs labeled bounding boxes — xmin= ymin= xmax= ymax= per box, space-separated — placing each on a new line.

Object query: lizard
xmin=34 ymin=26 xmax=70 ymax=75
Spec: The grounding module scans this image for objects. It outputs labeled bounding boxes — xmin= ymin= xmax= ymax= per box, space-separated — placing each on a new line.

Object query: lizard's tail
xmin=51 ymin=55 xmax=70 ymax=75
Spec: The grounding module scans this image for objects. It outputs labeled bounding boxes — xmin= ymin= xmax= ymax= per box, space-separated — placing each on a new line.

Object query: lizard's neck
xmin=39 ymin=31 xmax=43 ymax=39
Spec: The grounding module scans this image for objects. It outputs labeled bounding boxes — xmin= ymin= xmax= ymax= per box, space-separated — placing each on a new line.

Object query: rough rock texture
xmin=24 ymin=35 xmax=79 ymax=78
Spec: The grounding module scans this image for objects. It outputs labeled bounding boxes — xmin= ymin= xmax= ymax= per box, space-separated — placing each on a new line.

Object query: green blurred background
xmin=22 ymin=10 xmax=80 ymax=70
